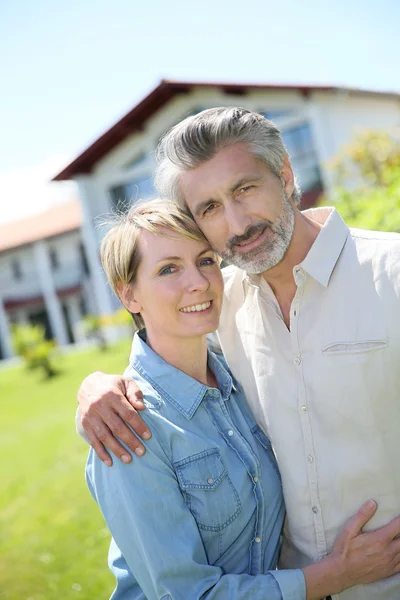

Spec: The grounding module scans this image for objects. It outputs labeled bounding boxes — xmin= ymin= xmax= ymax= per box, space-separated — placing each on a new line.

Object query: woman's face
xmin=124 ymin=227 xmax=224 ymax=342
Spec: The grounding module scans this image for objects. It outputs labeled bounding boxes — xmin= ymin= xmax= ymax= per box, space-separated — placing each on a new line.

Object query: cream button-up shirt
xmin=213 ymin=207 xmax=400 ymax=600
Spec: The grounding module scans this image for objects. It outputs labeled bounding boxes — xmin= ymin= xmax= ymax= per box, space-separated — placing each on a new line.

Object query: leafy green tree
xmin=12 ymin=323 xmax=58 ymax=378
xmin=325 ymin=129 xmax=400 ymax=231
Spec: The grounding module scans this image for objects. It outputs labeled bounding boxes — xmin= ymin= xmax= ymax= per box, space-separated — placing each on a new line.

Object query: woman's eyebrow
xmin=156 ymin=248 xmax=211 ymax=264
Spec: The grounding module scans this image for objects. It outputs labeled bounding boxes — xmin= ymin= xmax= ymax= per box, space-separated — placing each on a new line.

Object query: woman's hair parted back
xmin=155 ymin=107 xmax=302 ymax=208
xmin=100 ymin=199 xmax=208 ymax=329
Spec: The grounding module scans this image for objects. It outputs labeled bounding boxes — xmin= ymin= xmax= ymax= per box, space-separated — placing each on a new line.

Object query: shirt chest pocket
xmin=322 ymin=339 xmax=388 ymax=359
xmin=174 ymin=448 xmax=242 ymax=532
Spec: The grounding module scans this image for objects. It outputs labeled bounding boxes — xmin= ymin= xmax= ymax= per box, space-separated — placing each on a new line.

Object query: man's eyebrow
xmin=193 ymin=199 xmax=215 ymax=218
xmin=229 ymin=176 xmax=264 ymax=194
xmin=193 ymin=176 xmax=264 ymax=217
xmin=156 ymin=249 xmax=211 ymax=264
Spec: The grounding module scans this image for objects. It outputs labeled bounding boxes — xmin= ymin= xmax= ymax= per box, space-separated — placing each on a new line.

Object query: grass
xmin=0 ymin=339 xmax=132 ymax=600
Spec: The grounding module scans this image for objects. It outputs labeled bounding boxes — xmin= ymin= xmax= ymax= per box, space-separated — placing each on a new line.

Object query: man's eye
xmin=200 ymin=257 xmax=216 ymax=267
xmin=203 ymin=203 xmax=217 ymax=215
xmin=239 ymin=185 xmax=254 ymax=194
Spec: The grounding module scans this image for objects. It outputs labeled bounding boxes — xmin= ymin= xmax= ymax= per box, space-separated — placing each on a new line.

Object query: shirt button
xmin=207 ymin=478 xmax=214 ymax=484
xmin=227 ymin=430 xmax=234 ymax=437
xmin=253 ymin=476 xmax=259 ymax=483
xmin=312 ymin=506 xmax=319 ymax=514
xmin=307 ymin=455 xmax=314 ymax=463
xmin=300 ymin=405 xmax=308 ymax=414
xmin=255 ymin=536 xmax=261 ymax=543
xmin=294 ymin=356 xmax=302 ymax=365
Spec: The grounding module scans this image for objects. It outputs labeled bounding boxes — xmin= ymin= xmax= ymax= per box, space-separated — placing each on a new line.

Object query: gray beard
xmin=218 ymin=192 xmax=295 ymax=274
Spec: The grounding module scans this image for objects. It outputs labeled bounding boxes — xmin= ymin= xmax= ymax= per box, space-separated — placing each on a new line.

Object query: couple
xmin=80 ymin=107 xmax=400 ymax=599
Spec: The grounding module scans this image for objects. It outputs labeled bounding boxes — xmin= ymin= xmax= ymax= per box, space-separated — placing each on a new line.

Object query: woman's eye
xmin=159 ymin=265 xmax=176 ymax=276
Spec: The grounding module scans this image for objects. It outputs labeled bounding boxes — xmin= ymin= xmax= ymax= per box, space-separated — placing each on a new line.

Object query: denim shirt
xmin=86 ymin=332 xmax=306 ymax=600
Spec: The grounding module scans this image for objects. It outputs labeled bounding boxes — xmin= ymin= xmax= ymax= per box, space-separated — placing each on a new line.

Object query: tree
xmin=12 ymin=323 xmax=58 ymax=378
xmin=325 ymin=129 xmax=400 ymax=231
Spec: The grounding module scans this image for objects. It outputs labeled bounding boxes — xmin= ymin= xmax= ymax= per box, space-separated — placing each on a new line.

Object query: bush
xmin=12 ymin=323 xmax=58 ymax=378
xmin=325 ymin=129 xmax=400 ymax=231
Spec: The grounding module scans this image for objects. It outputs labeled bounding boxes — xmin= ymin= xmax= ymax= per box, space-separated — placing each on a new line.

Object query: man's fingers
xmin=124 ymin=377 xmax=145 ymax=408
xmin=118 ymin=401 xmax=151 ymax=441
xmin=380 ymin=515 xmax=400 ymax=542
xmin=91 ymin=416 xmax=135 ymax=463
xmin=105 ymin=409 xmax=147 ymax=456
xmin=344 ymin=500 xmax=378 ymax=538
xmin=84 ymin=420 xmax=113 ymax=466
xmin=117 ymin=386 xmax=151 ymax=439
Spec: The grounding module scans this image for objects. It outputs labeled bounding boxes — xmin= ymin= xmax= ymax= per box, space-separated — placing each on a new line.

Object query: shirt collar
xmin=128 ymin=331 xmax=233 ymax=420
xmin=243 ymin=207 xmax=349 ymax=290
xmin=298 ymin=207 xmax=349 ymax=287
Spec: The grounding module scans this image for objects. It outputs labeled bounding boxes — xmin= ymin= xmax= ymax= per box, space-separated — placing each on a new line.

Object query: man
xmin=78 ymin=108 xmax=400 ymax=599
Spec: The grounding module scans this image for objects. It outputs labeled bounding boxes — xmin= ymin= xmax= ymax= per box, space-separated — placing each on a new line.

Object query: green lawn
xmin=0 ymin=339 xmax=132 ymax=600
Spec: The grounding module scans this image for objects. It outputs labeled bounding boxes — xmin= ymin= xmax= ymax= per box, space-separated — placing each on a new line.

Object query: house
xmin=0 ymin=200 xmax=91 ymax=359
xmin=3 ymin=79 xmax=397 ymax=360
xmin=52 ymin=80 xmax=400 ymax=322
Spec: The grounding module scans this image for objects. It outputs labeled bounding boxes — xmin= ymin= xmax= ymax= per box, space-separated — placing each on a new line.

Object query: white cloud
xmin=0 ymin=156 xmax=77 ymax=225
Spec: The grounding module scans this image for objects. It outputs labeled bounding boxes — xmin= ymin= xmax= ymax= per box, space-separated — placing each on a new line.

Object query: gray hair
xmin=155 ymin=107 xmax=302 ymax=208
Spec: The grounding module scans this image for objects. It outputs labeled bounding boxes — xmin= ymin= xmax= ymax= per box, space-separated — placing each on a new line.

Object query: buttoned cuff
xmin=270 ymin=568 xmax=306 ymax=600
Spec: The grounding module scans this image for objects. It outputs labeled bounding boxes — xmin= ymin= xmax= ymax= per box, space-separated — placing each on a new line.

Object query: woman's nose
xmin=186 ymin=267 xmax=210 ymax=292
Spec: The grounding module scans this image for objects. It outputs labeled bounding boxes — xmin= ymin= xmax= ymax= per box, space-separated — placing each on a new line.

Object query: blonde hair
xmin=100 ymin=199 xmax=209 ymax=329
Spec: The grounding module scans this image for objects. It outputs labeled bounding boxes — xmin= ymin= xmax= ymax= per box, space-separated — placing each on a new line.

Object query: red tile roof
xmin=0 ymin=200 xmax=82 ymax=253
xmin=53 ymin=79 xmax=400 ymax=181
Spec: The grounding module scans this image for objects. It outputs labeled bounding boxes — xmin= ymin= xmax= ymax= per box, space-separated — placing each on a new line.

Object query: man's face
xmin=180 ymin=144 xmax=296 ymax=274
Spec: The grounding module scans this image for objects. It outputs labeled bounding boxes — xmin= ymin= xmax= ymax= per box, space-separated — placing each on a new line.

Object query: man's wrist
xmin=302 ymin=554 xmax=346 ymax=599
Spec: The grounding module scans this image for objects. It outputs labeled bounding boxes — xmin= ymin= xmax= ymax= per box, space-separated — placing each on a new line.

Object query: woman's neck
xmin=144 ymin=329 xmax=212 ymax=387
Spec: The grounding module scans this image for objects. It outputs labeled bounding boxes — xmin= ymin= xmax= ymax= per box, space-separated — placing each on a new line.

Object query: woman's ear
xmin=117 ymin=283 xmax=142 ymax=315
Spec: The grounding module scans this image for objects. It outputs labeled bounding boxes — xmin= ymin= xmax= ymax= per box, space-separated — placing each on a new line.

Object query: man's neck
xmin=262 ymin=209 xmax=322 ymax=311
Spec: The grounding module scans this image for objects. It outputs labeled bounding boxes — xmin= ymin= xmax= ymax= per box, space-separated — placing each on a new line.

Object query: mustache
xmin=227 ymin=222 xmax=272 ymax=251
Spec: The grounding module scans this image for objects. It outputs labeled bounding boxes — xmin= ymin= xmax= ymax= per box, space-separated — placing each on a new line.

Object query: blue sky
xmin=1 ymin=0 xmax=399 ymax=223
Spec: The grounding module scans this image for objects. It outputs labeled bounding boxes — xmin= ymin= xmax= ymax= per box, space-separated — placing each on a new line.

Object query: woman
xmin=86 ymin=199 xmax=397 ymax=600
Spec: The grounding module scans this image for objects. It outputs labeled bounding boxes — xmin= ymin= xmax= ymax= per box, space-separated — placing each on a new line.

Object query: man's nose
xmin=225 ymin=202 xmax=251 ymax=237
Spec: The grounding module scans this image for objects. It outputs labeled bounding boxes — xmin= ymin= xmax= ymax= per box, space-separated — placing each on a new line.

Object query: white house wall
xmin=314 ymin=92 xmax=400 ymax=154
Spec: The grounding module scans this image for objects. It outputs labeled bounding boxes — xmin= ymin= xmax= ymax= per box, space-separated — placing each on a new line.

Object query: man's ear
xmin=280 ymin=157 xmax=295 ymax=202
xmin=117 ymin=283 xmax=142 ymax=315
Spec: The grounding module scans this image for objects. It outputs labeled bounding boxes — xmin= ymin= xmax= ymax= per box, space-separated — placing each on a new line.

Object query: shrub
xmin=12 ymin=323 xmax=57 ymax=378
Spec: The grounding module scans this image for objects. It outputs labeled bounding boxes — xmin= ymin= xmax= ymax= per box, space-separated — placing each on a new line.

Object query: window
xmin=124 ymin=152 xmax=148 ymax=170
xmin=282 ymin=122 xmax=322 ymax=192
xmin=79 ymin=243 xmax=90 ymax=276
xmin=110 ymin=175 xmax=154 ymax=211
xmin=49 ymin=248 xmax=59 ymax=270
xmin=11 ymin=259 xmax=22 ymax=280
xmin=282 ymin=124 xmax=314 ymax=161
xmin=261 ymin=110 xmax=293 ymax=121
